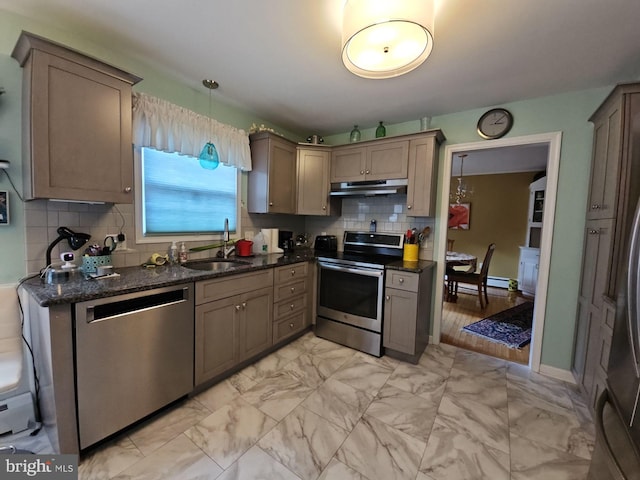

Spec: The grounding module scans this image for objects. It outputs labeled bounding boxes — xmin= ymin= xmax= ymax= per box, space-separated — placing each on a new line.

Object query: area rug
xmin=462 ymin=302 xmax=534 ymax=348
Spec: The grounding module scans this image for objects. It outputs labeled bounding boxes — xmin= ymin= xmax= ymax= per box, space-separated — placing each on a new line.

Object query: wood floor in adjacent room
xmin=441 ymin=285 xmax=532 ymax=364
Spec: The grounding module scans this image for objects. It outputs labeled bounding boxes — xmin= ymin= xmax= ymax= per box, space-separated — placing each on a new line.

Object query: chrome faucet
xmin=222 ymin=218 xmax=235 ymax=258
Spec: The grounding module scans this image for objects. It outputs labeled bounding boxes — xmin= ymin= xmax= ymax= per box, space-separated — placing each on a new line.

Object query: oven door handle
xmin=318 ymin=262 xmax=384 ymax=278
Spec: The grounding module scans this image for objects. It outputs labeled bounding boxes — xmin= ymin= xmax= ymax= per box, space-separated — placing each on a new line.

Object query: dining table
xmin=445 ymin=251 xmax=478 ymax=302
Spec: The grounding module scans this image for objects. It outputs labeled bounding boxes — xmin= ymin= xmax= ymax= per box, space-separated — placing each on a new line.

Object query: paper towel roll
xmin=270 ymin=228 xmax=283 ymax=253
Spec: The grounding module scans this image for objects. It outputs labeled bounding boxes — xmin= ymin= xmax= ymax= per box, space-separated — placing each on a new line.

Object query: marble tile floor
xmin=9 ymin=333 xmax=595 ymax=479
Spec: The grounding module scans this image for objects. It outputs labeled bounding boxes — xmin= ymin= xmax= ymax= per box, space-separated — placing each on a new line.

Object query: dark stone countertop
xmin=21 ymin=250 xmax=317 ymax=307
xmin=386 ymin=259 xmax=437 ymax=273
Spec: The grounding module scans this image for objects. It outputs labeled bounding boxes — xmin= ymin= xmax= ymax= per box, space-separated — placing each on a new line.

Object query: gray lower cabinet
xmin=273 ymin=262 xmax=310 ymax=344
xmin=383 ymin=266 xmax=434 ymax=363
xmin=195 ymin=269 xmax=274 ymax=386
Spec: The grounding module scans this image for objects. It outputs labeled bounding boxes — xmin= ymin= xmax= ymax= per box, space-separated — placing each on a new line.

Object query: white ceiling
xmin=2 ymin=0 xmax=640 ymax=139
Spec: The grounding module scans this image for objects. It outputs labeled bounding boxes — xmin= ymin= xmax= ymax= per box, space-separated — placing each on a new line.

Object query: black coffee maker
xmin=278 ymin=230 xmax=294 ymax=253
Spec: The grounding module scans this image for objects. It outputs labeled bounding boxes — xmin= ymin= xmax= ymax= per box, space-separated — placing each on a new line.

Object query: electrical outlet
xmin=108 ymin=233 xmax=127 ymax=251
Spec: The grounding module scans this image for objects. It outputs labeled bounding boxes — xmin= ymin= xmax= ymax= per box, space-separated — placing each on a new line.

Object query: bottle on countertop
xmin=370 ymin=219 xmax=377 ymax=232
xmin=179 ymin=242 xmax=188 ymax=264
xmin=375 ymin=121 xmax=386 ymax=138
xmin=169 ymin=241 xmax=178 ymax=264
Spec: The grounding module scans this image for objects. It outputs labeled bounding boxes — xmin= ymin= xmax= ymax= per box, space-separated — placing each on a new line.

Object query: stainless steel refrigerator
xmin=589 ymin=198 xmax=640 ymax=479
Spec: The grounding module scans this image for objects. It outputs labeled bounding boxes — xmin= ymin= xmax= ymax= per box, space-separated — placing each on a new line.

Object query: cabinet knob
xmin=385 ymin=295 xmax=390 ymax=301
xmin=365 ymin=170 xmax=370 ymax=174
xmin=591 ymin=204 xmax=601 ymax=210
xmin=399 ymin=278 xmax=404 ymax=284
xmin=588 ymin=229 xmax=600 ymax=235
xmin=242 ymin=302 xmax=247 ymax=309
xmin=290 ymin=287 xmax=295 ymax=293
xmin=289 ymin=323 xmax=295 ymax=329
xmin=290 ymin=269 xmax=296 ymax=276
xmin=407 ymin=205 xmax=412 ymax=210
xmin=235 ymin=305 xmax=241 ymax=311
xmin=269 ymin=202 xmax=274 ymax=206
xmin=290 ymin=304 xmax=295 ymax=310
xmin=322 ymin=205 xmax=326 ymax=210
xmin=360 ymin=170 xmax=365 ymax=175
xmin=124 ymin=186 xmax=132 ymax=193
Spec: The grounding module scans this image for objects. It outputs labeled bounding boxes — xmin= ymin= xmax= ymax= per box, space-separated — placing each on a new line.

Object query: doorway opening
xmin=433 ymin=132 xmax=562 ymax=372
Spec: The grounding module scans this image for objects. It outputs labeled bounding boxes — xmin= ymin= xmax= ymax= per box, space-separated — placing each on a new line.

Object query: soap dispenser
xmin=169 ymin=241 xmax=178 ymax=264
xmin=179 ymin=242 xmax=188 ymax=264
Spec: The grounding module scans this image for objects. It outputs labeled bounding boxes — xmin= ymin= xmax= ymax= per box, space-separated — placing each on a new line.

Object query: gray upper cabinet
xmin=248 ymin=132 xmax=297 ymax=214
xmin=12 ymin=32 xmax=142 ymax=203
xmin=296 ymin=146 xmax=340 ymax=216
xmin=330 ymin=138 xmax=409 ymax=183
xmin=406 ymin=131 xmax=444 ymax=216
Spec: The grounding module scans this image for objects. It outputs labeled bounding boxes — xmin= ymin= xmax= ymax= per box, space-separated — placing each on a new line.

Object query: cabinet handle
xmin=407 ymin=205 xmax=412 ymax=210
xmin=290 ymin=287 xmax=295 ymax=293
xmin=289 ymin=323 xmax=295 ymax=329
xmin=399 ymin=278 xmax=404 ymax=284
xmin=588 ymin=229 xmax=600 ymax=235
xmin=124 ymin=186 xmax=132 ymax=193
xmin=290 ymin=304 xmax=295 ymax=310
xmin=591 ymin=203 xmax=602 ymax=210
xmin=385 ymin=295 xmax=390 ymax=301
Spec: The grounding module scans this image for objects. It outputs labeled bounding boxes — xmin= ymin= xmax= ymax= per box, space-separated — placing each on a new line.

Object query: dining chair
xmin=447 ymin=243 xmax=496 ymax=309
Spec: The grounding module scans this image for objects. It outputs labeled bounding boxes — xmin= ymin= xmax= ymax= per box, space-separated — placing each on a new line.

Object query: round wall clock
xmin=477 ymin=108 xmax=513 ymax=139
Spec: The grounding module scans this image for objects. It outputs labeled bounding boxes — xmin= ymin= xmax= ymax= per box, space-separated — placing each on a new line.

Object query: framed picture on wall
xmin=449 ymin=202 xmax=470 ymax=230
xmin=0 ymin=191 xmax=8 ymax=225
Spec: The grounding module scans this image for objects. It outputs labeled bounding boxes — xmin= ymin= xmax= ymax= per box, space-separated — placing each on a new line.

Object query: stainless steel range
xmin=315 ymin=231 xmax=404 ymax=356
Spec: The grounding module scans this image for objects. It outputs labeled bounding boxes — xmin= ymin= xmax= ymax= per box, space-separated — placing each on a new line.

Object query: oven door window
xmin=318 ymin=266 xmax=381 ymax=322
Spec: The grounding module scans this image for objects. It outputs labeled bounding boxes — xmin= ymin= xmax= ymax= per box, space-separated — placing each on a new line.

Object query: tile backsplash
xmin=304 ymin=195 xmax=435 ymax=258
xmin=24 ymin=194 xmax=435 ymax=274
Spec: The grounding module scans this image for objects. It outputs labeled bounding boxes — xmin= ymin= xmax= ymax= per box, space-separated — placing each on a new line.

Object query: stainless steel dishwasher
xmin=74 ymin=283 xmax=194 ymax=449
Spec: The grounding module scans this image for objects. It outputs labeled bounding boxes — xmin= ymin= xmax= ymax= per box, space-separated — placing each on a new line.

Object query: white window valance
xmin=132 ymin=92 xmax=252 ymax=171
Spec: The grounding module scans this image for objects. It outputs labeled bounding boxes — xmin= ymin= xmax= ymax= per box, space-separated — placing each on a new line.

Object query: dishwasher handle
xmin=84 ymin=285 xmax=190 ymax=323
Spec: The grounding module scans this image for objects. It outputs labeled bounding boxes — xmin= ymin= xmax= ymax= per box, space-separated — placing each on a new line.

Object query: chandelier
xmin=450 ymin=154 xmax=473 ymax=204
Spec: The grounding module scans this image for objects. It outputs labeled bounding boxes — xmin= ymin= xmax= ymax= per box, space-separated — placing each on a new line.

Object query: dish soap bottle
xmin=375 ymin=121 xmax=386 ymax=138
xmin=179 ymin=242 xmax=188 ymax=264
xmin=169 ymin=241 xmax=178 ymax=264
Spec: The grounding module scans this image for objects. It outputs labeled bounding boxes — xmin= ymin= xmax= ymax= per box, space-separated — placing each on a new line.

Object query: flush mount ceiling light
xmin=199 ymin=79 xmax=220 ymax=170
xmin=342 ymin=0 xmax=434 ymax=79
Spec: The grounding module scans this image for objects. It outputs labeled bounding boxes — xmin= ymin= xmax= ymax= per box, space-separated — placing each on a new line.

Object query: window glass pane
xmin=141 ymin=148 xmax=237 ymax=236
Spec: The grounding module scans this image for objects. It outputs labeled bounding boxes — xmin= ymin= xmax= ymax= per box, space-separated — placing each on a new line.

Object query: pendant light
xmin=199 ymin=79 xmax=220 ymax=170
xmin=451 ymin=154 xmax=473 ymax=204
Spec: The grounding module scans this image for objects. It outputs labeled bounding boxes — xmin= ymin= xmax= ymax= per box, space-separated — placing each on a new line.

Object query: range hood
xmin=330 ymin=178 xmax=408 ymax=197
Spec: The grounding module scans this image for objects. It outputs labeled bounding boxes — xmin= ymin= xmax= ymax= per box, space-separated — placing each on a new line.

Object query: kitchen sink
xmin=182 ymin=259 xmax=253 ymax=272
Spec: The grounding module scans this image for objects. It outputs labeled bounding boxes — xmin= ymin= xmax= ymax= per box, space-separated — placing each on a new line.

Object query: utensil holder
xmin=403 ymin=244 xmax=419 ymax=262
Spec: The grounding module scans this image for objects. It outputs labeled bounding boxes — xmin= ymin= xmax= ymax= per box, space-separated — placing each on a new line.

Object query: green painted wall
xmin=329 ymin=89 xmax=611 ymax=370
xmin=0 ymin=9 xmax=616 ymax=371
xmin=0 ymin=9 xmax=303 ymax=284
